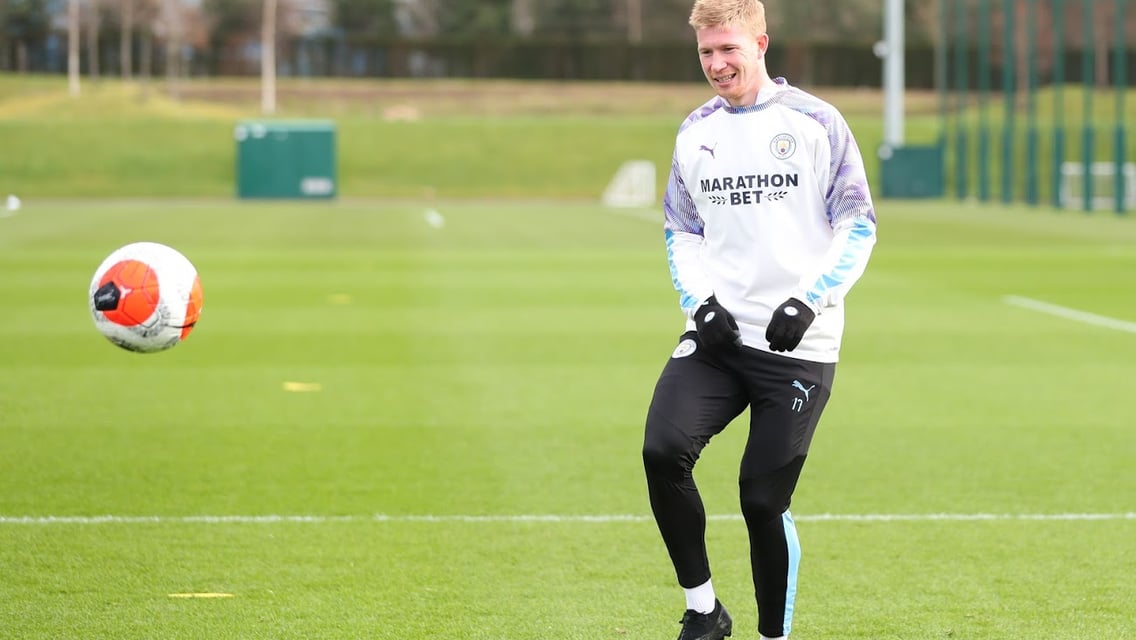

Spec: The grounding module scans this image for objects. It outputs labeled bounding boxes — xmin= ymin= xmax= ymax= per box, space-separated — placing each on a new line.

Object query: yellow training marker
xmin=168 ymin=593 xmax=234 ymax=599
xmin=283 ymin=381 xmax=322 ymax=392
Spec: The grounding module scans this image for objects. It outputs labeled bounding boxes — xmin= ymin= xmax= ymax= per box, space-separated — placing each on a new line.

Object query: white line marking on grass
xmin=793 ymin=513 xmax=1136 ymax=522
xmin=1 ymin=513 xmax=1133 ymax=525
xmin=1004 ymin=295 xmax=1136 ymax=334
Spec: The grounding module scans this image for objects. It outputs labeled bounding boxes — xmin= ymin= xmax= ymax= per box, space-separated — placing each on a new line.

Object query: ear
xmin=756 ymin=33 xmax=769 ymax=58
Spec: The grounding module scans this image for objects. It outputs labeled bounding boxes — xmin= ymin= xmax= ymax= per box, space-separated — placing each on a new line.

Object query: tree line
xmin=0 ymin=0 xmax=1130 ymax=82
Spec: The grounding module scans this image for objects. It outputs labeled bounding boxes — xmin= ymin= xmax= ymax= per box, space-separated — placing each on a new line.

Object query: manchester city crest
xmin=671 ymin=339 xmax=697 ymax=359
xmin=770 ymin=133 xmax=797 ymax=160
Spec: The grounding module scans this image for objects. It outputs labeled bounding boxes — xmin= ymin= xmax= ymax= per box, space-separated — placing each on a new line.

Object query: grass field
xmin=0 ymin=73 xmax=997 ymax=201
xmin=1 ymin=197 xmax=1134 ymax=639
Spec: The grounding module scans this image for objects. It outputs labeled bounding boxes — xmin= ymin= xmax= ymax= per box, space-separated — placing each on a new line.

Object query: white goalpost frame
xmin=602 ymin=160 xmax=657 ymax=209
xmin=1059 ymin=161 xmax=1136 ymax=211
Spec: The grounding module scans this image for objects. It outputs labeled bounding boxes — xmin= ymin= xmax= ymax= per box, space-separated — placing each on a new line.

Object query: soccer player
xmin=641 ymin=1 xmax=878 ymax=638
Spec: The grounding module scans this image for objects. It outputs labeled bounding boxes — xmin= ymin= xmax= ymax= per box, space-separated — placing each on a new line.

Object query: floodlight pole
xmin=882 ymin=0 xmax=905 ymax=148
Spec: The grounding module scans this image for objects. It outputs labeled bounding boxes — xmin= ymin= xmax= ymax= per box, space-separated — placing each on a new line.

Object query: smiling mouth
xmin=714 ymin=73 xmax=737 ymax=84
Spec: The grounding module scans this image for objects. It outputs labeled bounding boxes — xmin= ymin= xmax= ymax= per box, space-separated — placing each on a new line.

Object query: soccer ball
xmin=89 ymin=242 xmax=204 ymax=353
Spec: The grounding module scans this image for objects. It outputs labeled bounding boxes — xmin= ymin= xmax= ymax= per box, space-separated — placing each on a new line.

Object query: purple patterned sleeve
xmin=822 ymin=112 xmax=876 ymax=228
xmin=663 ymin=98 xmax=724 ymax=235
xmin=778 ymin=90 xmax=876 ymax=227
xmin=661 ymin=98 xmax=726 ymax=314
xmin=776 ymin=89 xmax=877 ymax=311
xmin=663 ymin=158 xmax=702 ymax=235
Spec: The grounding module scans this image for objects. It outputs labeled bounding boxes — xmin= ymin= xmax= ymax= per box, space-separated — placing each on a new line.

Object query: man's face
xmin=695 ymin=24 xmax=767 ymax=107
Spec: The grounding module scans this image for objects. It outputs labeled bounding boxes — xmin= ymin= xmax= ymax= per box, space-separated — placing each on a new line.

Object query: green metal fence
xmin=937 ymin=0 xmax=1132 ymax=213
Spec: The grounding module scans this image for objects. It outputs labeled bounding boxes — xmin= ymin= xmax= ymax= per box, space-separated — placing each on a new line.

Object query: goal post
xmin=1059 ymin=161 xmax=1136 ymax=211
xmin=602 ymin=160 xmax=656 ymax=208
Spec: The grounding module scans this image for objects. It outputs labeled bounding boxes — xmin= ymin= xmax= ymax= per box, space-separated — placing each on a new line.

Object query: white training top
xmin=663 ymin=78 xmax=878 ymax=363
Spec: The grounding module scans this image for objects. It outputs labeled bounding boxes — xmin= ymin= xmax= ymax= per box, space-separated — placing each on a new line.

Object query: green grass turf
xmin=4 ymin=75 xmax=1134 ymax=205
xmin=1 ymin=198 xmax=1134 ymax=639
xmin=0 ymin=74 xmax=932 ymax=199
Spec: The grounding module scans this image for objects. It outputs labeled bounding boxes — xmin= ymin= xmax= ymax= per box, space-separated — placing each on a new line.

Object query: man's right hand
xmin=694 ymin=295 xmax=742 ymax=350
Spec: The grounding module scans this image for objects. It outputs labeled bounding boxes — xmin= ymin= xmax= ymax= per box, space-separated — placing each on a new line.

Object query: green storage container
xmin=235 ymin=120 xmax=337 ymax=199
xmin=879 ymin=144 xmax=945 ymax=199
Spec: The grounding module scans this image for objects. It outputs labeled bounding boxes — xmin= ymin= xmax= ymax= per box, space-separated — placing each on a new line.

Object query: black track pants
xmin=642 ymin=332 xmax=835 ymax=637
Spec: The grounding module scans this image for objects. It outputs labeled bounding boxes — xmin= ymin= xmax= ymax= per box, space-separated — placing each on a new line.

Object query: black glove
xmin=694 ymin=295 xmax=742 ymax=349
xmin=766 ymin=298 xmax=816 ymax=352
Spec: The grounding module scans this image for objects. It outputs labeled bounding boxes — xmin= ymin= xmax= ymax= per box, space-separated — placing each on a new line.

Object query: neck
xmin=732 ymin=71 xmax=776 ymax=107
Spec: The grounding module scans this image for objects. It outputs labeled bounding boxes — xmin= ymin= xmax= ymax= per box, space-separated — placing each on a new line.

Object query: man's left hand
xmin=766 ymin=298 xmax=816 ymax=352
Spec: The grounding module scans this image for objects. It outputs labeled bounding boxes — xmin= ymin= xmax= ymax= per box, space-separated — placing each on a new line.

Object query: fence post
xmin=978 ymin=0 xmax=992 ymax=202
xmin=1001 ymin=0 xmax=1015 ymax=204
xmin=954 ymin=0 xmax=969 ymax=200
xmin=1025 ymin=0 xmax=1040 ymax=205
xmin=1114 ymin=0 xmax=1128 ymax=214
xmin=1052 ymin=0 xmax=1066 ymax=208
xmin=1081 ymin=0 xmax=1094 ymax=212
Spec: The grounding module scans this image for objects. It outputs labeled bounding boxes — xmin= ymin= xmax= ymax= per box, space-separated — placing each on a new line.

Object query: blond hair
xmin=688 ymin=0 xmax=767 ymax=38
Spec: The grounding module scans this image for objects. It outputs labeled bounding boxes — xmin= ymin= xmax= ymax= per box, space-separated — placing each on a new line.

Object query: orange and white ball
xmin=89 ymin=242 xmax=203 ymax=353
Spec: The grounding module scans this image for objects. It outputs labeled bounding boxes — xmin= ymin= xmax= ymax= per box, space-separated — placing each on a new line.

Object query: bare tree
xmin=1093 ymin=3 xmax=1112 ymax=87
xmin=627 ymin=0 xmax=642 ymax=43
xmin=120 ymin=0 xmax=133 ymax=79
xmin=86 ymin=0 xmax=100 ymax=79
xmin=68 ymin=0 xmax=80 ymax=95
xmin=262 ymin=0 xmax=277 ymax=114
xmin=394 ymin=0 xmax=438 ymax=36
xmin=137 ymin=0 xmax=158 ymax=89
xmin=5 ymin=0 xmax=53 ymax=73
xmin=164 ymin=0 xmax=179 ymax=97
xmin=511 ymin=0 xmax=534 ymax=36
xmin=151 ymin=0 xmax=188 ymax=98
xmin=774 ymin=1 xmax=817 ymax=84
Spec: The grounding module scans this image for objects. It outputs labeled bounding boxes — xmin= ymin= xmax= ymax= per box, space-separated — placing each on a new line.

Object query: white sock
xmin=683 ymin=578 xmax=716 ymax=614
